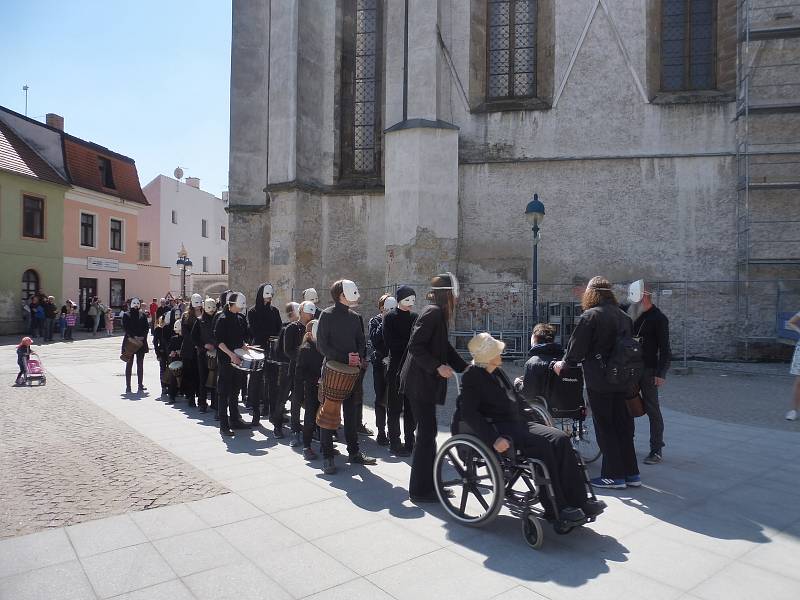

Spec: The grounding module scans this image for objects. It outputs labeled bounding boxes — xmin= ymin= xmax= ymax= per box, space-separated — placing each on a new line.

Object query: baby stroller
xmin=24 ymin=352 xmax=46 ymax=386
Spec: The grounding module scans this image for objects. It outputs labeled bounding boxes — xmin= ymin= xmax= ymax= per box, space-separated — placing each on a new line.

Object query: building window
xmin=487 ymin=0 xmax=538 ymax=100
xmin=220 ymin=259 xmax=226 ymax=275
xmin=661 ymin=0 xmax=716 ymax=92
xmin=98 ymin=156 xmax=116 ymax=189
xmin=22 ymin=195 xmax=44 ymax=239
xmin=341 ymin=0 xmax=382 ymax=178
xmin=110 ymin=218 xmax=123 ymax=251
xmin=109 ymin=278 xmax=125 ymax=308
xmin=22 ymin=269 xmax=39 ymax=300
xmin=80 ymin=212 xmax=95 ymax=247
xmin=138 ymin=241 xmax=151 ymax=262
xmin=171 ymin=210 xmax=177 ymax=224
xmin=201 ymin=219 xmax=208 ymax=238
xmin=202 ymin=256 xmax=208 ymax=273
xmin=220 ymin=225 xmax=226 ymax=241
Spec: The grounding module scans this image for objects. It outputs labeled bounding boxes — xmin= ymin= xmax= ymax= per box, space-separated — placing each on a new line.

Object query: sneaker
xmin=322 ymin=457 xmax=337 ymax=474
xmin=643 ymin=450 xmax=662 ymax=464
xmin=303 ymin=447 xmax=318 ymax=460
xmin=125 ymin=387 xmax=132 ymax=394
xmin=220 ymin=428 xmax=235 ymax=437
xmin=289 ymin=432 xmax=302 ymax=447
xmin=376 ymin=432 xmax=389 ymax=446
xmin=274 ymin=427 xmax=285 ymax=439
xmin=358 ymin=423 xmax=374 ymax=436
xmin=625 ymin=474 xmax=642 ymax=487
xmin=390 ymin=445 xmax=411 ymax=457
xmin=348 ymin=451 xmax=377 ymax=465
xmin=786 ymin=409 xmax=798 ymax=421
xmin=590 ymin=477 xmax=626 ymax=490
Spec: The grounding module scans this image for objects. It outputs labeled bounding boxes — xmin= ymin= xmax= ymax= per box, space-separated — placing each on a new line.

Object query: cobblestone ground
xmin=0 ymin=365 xmax=225 ymax=539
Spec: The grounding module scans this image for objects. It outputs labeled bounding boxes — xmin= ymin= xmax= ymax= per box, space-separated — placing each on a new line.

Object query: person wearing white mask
xmin=367 ymin=294 xmax=397 ymax=446
xmin=192 ymin=297 xmax=219 ymax=413
xmin=177 ymin=293 xmax=204 ymax=407
xmin=270 ymin=301 xmax=301 ymax=437
xmin=246 ymin=283 xmax=283 ymax=427
xmin=213 ymin=292 xmax=252 ymax=436
xmin=315 ymin=279 xmax=377 ymax=473
xmin=302 ymin=288 xmax=322 ymax=318
xmin=122 ymin=297 xmax=150 ymax=394
xmin=284 ymin=300 xmax=317 ymax=446
xmin=383 ymin=285 xmax=419 ymax=456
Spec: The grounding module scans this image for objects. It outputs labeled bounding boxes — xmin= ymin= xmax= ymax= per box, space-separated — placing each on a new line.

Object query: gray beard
xmin=627 ymin=302 xmax=646 ymax=322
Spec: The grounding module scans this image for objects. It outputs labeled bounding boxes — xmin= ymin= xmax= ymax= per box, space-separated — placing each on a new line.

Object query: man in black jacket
xmin=192 ymin=297 xmax=218 ymax=413
xmin=630 ymin=284 xmax=670 ymax=464
xmin=214 ymin=292 xmax=251 ymax=436
xmin=383 ymin=285 xmax=418 ymax=456
xmin=316 ymin=280 xmax=377 ymax=473
xmin=518 ymin=323 xmax=563 ymax=400
xmin=368 ymin=294 xmax=396 ymax=446
xmin=246 ymin=283 xmax=283 ymax=428
xmin=286 ymin=300 xmax=317 ymax=446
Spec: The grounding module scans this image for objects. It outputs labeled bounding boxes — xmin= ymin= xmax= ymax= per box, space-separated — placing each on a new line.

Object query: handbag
xmin=626 ymin=389 xmax=646 ymax=418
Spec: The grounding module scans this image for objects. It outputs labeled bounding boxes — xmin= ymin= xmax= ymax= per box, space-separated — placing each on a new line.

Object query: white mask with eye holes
xmin=173 ymin=320 xmax=182 ymax=335
xmin=342 ymin=280 xmax=360 ymax=304
xmin=262 ymin=284 xmax=274 ymax=301
xmin=399 ymin=295 xmax=416 ymax=308
xmin=383 ymin=297 xmax=397 ymax=312
xmin=302 ymin=288 xmax=319 ymax=304
xmin=130 ymin=297 xmax=141 ymax=310
xmin=190 ymin=293 xmax=202 ymax=308
xmin=229 ymin=292 xmax=247 ymax=311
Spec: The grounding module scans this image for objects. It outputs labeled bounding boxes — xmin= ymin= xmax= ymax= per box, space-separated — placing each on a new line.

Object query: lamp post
xmin=525 ymin=194 xmax=545 ymax=324
xmin=176 ymin=244 xmax=193 ymax=299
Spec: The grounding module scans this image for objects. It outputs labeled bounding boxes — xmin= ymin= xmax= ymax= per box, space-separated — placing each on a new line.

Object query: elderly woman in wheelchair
xmin=433 ymin=333 xmax=605 ymax=548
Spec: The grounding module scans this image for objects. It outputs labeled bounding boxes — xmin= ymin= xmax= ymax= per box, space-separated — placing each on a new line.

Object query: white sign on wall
xmin=87 ymin=257 xmax=119 ymax=272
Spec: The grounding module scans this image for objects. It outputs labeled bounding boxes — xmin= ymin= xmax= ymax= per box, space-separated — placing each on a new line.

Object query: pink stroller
xmin=24 ymin=352 xmax=46 ymax=386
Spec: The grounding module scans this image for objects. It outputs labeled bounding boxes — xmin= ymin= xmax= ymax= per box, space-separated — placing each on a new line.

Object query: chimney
xmin=221 ymin=191 xmax=229 ymax=204
xmin=185 ymin=177 xmax=200 ymax=189
xmin=46 ymin=113 xmax=64 ymax=130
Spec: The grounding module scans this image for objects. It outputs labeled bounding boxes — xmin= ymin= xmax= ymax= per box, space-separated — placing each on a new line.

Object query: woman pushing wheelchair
xmin=455 ymin=332 xmax=605 ymax=523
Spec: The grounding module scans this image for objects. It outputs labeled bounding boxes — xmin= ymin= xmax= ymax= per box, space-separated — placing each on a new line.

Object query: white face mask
xmin=232 ymin=292 xmax=247 ymax=311
xmin=173 ymin=320 xmax=182 ymax=334
xmin=203 ymin=298 xmax=216 ymax=315
xmin=399 ymin=295 xmax=416 ymax=308
xmin=342 ymin=280 xmax=360 ymax=304
xmin=130 ymin=298 xmax=141 ymax=309
xmin=191 ymin=293 xmax=202 ymax=308
xmin=383 ymin=297 xmax=397 ymax=312
xmin=302 ymin=302 xmax=316 ymax=316
xmin=303 ymin=288 xmax=319 ymax=304
xmin=628 ymin=280 xmax=645 ymax=304
xmin=262 ymin=284 xmax=274 ymax=301
xmin=311 ymin=319 xmax=319 ymax=341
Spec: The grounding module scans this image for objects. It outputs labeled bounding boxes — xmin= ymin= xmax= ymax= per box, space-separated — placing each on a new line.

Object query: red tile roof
xmin=63 ymin=137 xmax=149 ymax=205
xmin=0 ymin=121 xmax=67 ymax=185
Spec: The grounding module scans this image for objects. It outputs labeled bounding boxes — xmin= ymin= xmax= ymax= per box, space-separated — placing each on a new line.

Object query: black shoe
xmin=410 ymin=493 xmax=440 ymax=504
xmin=220 ymin=428 xmax=235 ymax=437
xmin=376 ymin=432 xmax=389 ymax=446
xmin=199 ymin=405 xmax=208 ymax=413
xmin=250 ymin=420 xmax=260 ymax=428
xmin=322 ymin=457 xmax=337 ymax=474
xmin=358 ymin=423 xmax=374 ymax=436
xmin=559 ymin=507 xmax=587 ymax=522
xmin=231 ymin=419 xmax=251 ymax=429
xmin=643 ymin=450 xmax=662 ymax=465
xmin=167 ymin=397 xmax=176 ymax=404
xmin=139 ymin=385 xmax=147 ymax=392
xmin=390 ymin=445 xmax=411 ymax=457
xmin=303 ymin=447 xmax=318 ymax=460
xmin=125 ymin=387 xmax=132 ymax=394
xmin=348 ymin=451 xmax=377 ymax=465
xmin=582 ymin=499 xmax=607 ymax=518
xmin=274 ymin=427 xmax=285 ymax=439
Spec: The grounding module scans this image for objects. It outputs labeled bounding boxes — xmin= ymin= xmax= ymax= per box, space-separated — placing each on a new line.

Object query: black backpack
xmin=597 ymin=312 xmax=644 ymax=391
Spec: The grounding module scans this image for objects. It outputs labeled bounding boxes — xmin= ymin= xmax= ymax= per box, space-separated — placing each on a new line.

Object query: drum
xmin=168 ymin=360 xmax=184 ymax=378
xmin=120 ymin=336 xmax=143 ymax=362
xmin=267 ymin=336 xmax=281 ymax=363
xmin=233 ymin=348 xmax=265 ymax=372
xmin=206 ymin=348 xmax=218 ymax=371
xmin=316 ymin=360 xmax=360 ymax=430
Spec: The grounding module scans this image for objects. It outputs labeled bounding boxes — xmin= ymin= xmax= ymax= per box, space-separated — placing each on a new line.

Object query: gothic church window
xmin=661 ymin=0 xmax=716 ymax=91
xmin=487 ymin=0 xmax=538 ymax=100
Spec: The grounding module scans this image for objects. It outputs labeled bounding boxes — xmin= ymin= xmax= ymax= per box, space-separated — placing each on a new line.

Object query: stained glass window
xmin=661 ymin=0 xmax=716 ymax=91
xmin=488 ymin=0 xmax=537 ymax=99
xmin=351 ymin=0 xmax=380 ymax=174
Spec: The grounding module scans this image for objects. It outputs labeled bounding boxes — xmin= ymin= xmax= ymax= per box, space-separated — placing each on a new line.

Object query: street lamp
xmin=525 ymin=194 xmax=545 ymax=324
xmin=176 ymin=244 xmax=193 ymax=299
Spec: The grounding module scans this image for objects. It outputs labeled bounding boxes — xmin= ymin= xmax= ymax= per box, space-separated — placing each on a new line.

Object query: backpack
xmin=598 ymin=314 xmax=644 ymax=391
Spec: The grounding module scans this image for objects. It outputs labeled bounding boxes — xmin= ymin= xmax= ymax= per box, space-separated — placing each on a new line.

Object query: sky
xmin=0 ymin=0 xmax=232 ymax=197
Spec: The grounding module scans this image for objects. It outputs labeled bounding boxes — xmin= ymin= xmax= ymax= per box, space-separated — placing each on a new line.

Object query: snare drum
xmin=316 ymin=360 xmax=360 ymax=430
xmin=233 ymin=348 xmax=265 ymax=372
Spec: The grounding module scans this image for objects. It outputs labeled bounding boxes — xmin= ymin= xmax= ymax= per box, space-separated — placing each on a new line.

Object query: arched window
xmin=341 ymin=0 xmax=382 ymax=178
xmin=661 ymin=0 xmax=716 ymax=91
xmin=487 ymin=0 xmax=538 ymax=100
xmin=21 ymin=269 xmax=39 ymax=300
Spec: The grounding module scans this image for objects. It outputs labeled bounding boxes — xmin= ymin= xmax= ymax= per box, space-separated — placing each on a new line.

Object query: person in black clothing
xmin=122 ymin=297 xmax=149 ymax=394
xmin=43 ymin=296 xmax=57 ymax=342
xmin=383 ymin=285 xmax=418 ymax=456
xmin=166 ymin=320 xmax=184 ymax=403
xmin=628 ymin=283 xmax=671 ymax=464
xmin=368 ymin=294 xmax=397 ymax=446
xmin=297 ymin=319 xmax=324 ymax=460
xmin=246 ymin=283 xmax=283 ymax=428
xmin=457 ymin=332 xmax=604 ymax=522
xmin=270 ymin=302 xmax=299 ymax=437
xmin=516 ymin=323 xmax=563 ymax=400
xmin=286 ymin=301 xmax=317 ymax=446
xmin=302 ymin=288 xmax=323 ymax=319
xmin=316 ymin=279 xmax=377 ymax=474
xmin=179 ymin=294 xmax=203 ymax=407
xmin=192 ymin=297 xmax=219 ymax=414
xmin=554 ymin=276 xmax=640 ymax=490
xmin=214 ymin=291 xmax=251 ymax=436
xmin=399 ymin=273 xmax=467 ymax=503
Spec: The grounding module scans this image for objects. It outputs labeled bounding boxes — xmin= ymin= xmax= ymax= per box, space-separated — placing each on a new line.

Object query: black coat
xmin=122 ymin=310 xmax=149 ymax=353
xmin=633 ymin=305 xmax=671 ymax=377
xmin=520 ymin=342 xmax=563 ymax=401
xmin=316 ymin=302 xmax=366 ymax=364
xmin=399 ymin=304 xmax=467 ymax=405
xmin=247 ymin=286 xmax=283 ymax=347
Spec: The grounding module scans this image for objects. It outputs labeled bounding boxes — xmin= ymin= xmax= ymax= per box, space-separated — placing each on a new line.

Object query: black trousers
xmin=301 ymin=378 xmax=321 ymax=448
xmin=387 ymin=359 xmax=415 ymax=448
xmin=181 ymin=356 xmax=198 ymax=401
xmin=125 ymin=350 xmax=145 ymax=389
xmin=196 ymin=350 xmax=216 ymax=408
xmin=218 ymin=362 xmax=245 ymax=429
xmin=371 ymin=360 xmax=387 ymax=434
xmin=588 ymin=389 xmax=639 ymax=479
xmin=270 ymin=364 xmax=292 ymax=428
xmin=320 ymin=375 xmax=363 ymax=458
xmin=640 ymin=368 xmax=665 ymax=452
xmin=408 ymin=396 xmax=437 ymax=498
xmin=289 ymin=365 xmax=303 ymax=433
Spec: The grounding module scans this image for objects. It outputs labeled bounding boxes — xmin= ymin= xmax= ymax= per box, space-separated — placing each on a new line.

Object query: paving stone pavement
xmin=0 ymin=358 xmax=226 ymax=538
xmin=1 ymin=335 xmax=799 ymax=600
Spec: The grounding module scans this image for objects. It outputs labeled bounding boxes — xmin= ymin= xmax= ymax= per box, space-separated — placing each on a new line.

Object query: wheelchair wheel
xmin=527 ymin=401 xmax=553 ymax=426
xmin=434 ymin=434 xmax=504 ymax=526
xmin=522 ymin=512 xmax=544 ymax=549
xmin=573 ymin=416 xmax=601 ymax=464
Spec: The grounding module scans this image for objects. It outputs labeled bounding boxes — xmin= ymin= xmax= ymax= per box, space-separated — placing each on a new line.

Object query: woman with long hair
xmin=399 ymin=272 xmax=467 ymax=503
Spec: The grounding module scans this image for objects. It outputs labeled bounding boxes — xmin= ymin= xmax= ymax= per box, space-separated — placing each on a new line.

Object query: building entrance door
xmin=79 ymin=277 xmax=98 ymax=329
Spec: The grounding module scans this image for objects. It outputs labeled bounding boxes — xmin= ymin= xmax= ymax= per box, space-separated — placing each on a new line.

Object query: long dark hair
xmin=581 ymin=276 xmax=618 ymax=311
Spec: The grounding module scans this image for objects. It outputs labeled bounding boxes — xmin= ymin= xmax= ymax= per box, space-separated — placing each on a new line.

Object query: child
xmin=15 ymin=337 xmax=33 ymax=385
xmin=105 ymin=306 xmax=115 ymax=335
xmin=166 ymin=319 xmax=183 ymax=403
xmin=64 ymin=303 xmax=77 ymax=341
xmin=296 ymin=319 xmax=323 ymax=460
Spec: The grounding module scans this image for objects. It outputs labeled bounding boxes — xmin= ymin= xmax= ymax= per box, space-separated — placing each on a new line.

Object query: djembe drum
xmin=316 ymin=360 xmax=360 ymax=430
xmin=120 ymin=337 xmax=143 ymax=362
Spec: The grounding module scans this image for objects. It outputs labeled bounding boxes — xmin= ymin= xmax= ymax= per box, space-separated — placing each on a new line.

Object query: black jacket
xmin=633 ymin=306 xmax=671 ymax=378
xmin=383 ymin=307 xmax=417 ymax=361
xmin=213 ymin=309 xmax=249 ymax=365
xmin=399 ymin=304 xmax=467 ymax=405
xmin=564 ymin=300 xmax=632 ymax=393
xmin=122 ymin=309 xmax=149 ymax=353
xmin=455 ymin=365 xmax=528 ymax=446
xmin=296 ymin=339 xmax=324 ymax=384
xmin=191 ymin=313 xmax=215 ymax=351
xmin=316 ymin=302 xmax=366 ymax=364
xmin=180 ymin=313 xmax=198 ymax=361
xmin=283 ymin=320 xmax=306 ymax=366
xmin=520 ymin=341 xmax=564 ymax=401
xmin=247 ymin=284 xmax=283 ymax=347
xmin=368 ymin=314 xmax=388 ymax=361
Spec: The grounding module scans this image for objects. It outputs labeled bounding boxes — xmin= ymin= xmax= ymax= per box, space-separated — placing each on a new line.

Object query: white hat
xmin=383 ymin=296 xmax=398 ymax=311
xmin=301 ymin=301 xmax=316 ymax=315
xmin=190 ymin=293 xmax=202 ymax=308
xmin=467 ymin=332 xmax=505 ymax=366
xmin=130 ymin=297 xmax=141 ymax=309
xmin=342 ymin=280 xmax=360 ymax=303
